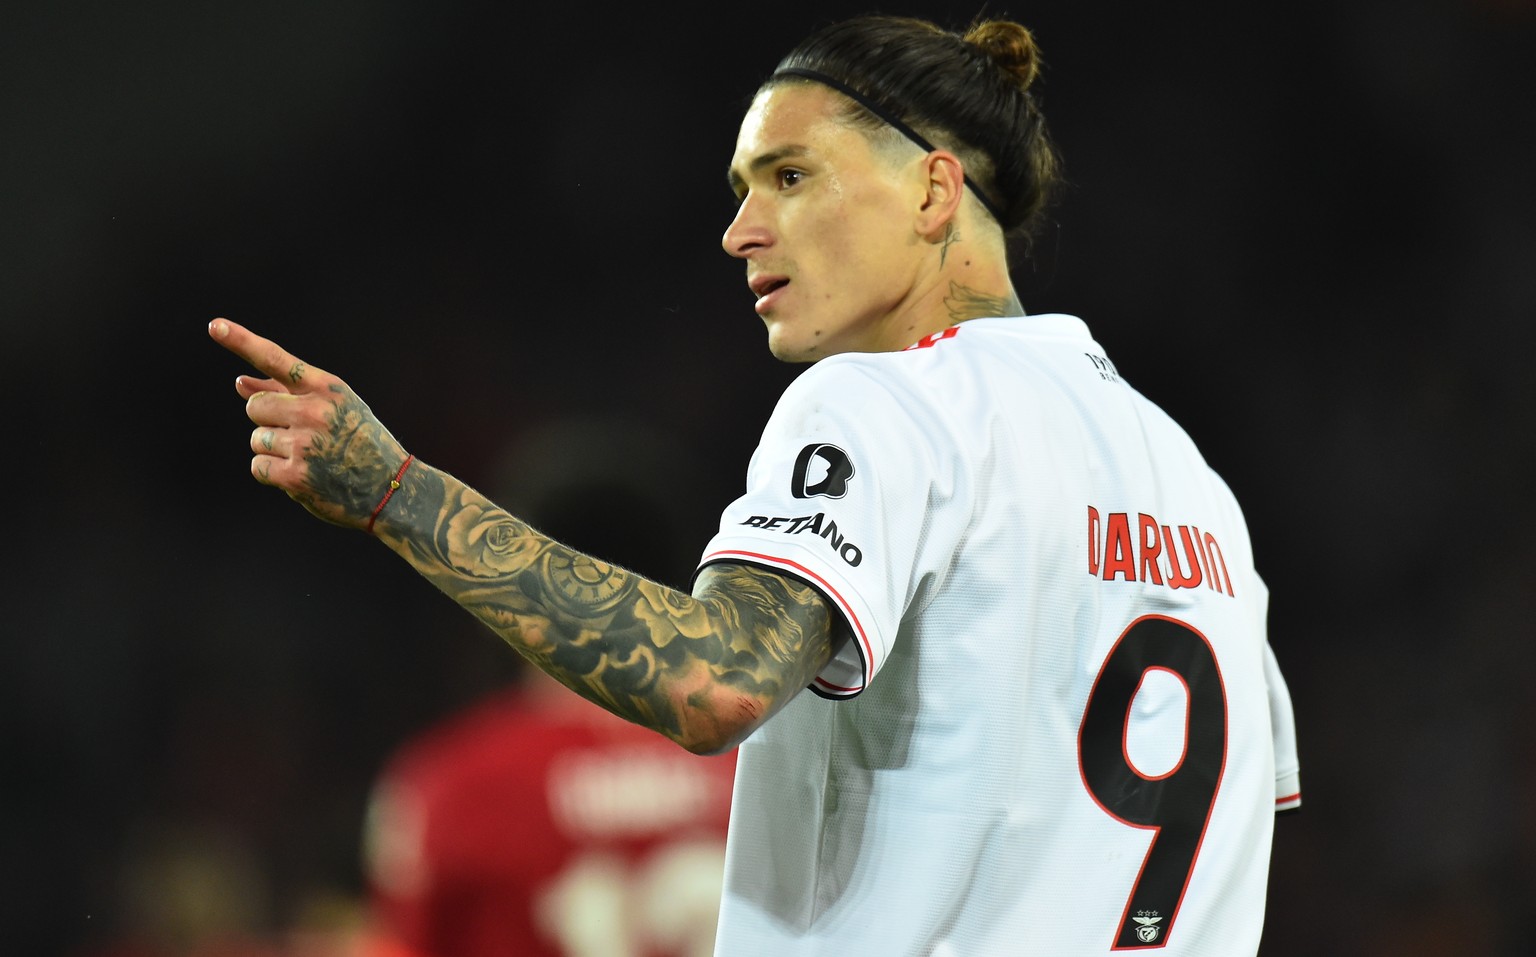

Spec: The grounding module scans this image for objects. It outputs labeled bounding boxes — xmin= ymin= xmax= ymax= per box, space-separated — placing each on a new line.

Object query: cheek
xmin=786 ymin=175 xmax=909 ymax=309
xmin=822 ymin=209 xmax=905 ymax=303
xmin=802 ymin=201 xmax=881 ymax=283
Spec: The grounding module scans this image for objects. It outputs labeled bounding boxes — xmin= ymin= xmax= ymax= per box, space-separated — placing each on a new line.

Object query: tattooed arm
xmin=374 ymin=466 xmax=840 ymax=751
xmin=210 ymin=318 xmax=841 ymax=753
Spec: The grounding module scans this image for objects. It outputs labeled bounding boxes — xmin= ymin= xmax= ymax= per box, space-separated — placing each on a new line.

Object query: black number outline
xmin=1078 ymin=614 xmax=1228 ymax=950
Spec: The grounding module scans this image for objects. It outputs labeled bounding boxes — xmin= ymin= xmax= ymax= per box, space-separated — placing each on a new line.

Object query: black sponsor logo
xmin=740 ymin=511 xmax=863 ymax=566
xmin=791 ymin=443 xmax=855 ymax=499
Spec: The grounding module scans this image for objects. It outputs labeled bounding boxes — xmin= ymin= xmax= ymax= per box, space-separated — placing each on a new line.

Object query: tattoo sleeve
xmin=373 ymin=461 xmax=843 ymax=752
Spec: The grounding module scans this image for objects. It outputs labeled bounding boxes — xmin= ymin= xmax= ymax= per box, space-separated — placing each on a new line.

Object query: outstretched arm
xmin=209 ymin=318 xmax=840 ymax=753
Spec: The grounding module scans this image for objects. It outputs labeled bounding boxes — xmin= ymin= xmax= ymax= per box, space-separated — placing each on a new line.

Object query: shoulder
xmin=762 ymin=352 xmax=938 ymax=451
xmin=775 ymin=331 xmax=969 ymax=406
xmin=778 ymin=314 xmax=1094 ymax=408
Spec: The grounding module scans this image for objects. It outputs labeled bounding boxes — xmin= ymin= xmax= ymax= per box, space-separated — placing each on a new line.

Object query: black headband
xmin=771 ymin=67 xmax=1003 ymax=223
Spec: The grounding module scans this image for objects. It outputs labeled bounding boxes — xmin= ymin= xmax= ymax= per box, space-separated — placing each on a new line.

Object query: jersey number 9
xmin=1079 ymin=615 xmax=1227 ymax=949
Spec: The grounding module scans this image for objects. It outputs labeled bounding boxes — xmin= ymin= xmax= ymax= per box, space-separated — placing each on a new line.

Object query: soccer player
xmin=211 ymin=12 xmax=1300 ymax=955
xmin=361 ymin=668 xmax=736 ymax=957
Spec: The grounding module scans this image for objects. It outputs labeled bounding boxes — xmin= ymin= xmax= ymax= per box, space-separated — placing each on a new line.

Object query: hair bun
xmin=964 ymin=20 xmax=1044 ymax=92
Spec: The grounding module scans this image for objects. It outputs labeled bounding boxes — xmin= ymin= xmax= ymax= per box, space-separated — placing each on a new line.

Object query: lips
xmin=749 ymin=274 xmax=789 ymax=313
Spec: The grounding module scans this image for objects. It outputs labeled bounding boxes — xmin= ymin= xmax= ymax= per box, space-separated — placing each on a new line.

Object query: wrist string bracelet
xmin=366 ymin=453 xmax=415 ymax=534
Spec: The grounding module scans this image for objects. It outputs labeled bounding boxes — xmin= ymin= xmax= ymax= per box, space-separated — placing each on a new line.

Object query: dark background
xmin=3 ymin=0 xmax=1533 ymax=954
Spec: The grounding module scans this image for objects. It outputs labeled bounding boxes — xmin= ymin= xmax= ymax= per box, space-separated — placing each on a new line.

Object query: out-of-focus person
xmin=359 ymin=666 xmax=736 ymax=957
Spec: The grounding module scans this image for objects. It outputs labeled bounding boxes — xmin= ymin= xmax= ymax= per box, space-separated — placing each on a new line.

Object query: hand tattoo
xmin=298 ymin=384 xmax=403 ymax=525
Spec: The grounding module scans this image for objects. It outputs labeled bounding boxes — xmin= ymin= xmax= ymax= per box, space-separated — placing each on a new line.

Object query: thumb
xmin=234 ymin=375 xmax=288 ymax=400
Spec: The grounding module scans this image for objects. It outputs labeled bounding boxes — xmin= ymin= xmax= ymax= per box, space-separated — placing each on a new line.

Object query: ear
xmin=915 ymin=150 xmax=967 ymax=240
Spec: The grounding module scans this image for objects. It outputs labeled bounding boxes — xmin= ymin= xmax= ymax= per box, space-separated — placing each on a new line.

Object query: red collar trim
xmin=904 ymin=325 xmax=961 ymax=350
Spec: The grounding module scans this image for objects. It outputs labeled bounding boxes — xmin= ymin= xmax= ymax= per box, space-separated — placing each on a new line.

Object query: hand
xmin=210 ymin=318 xmax=408 ymax=530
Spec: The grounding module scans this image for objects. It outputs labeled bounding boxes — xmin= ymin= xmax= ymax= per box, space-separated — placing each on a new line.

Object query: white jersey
xmin=696 ymin=315 xmax=1301 ymax=956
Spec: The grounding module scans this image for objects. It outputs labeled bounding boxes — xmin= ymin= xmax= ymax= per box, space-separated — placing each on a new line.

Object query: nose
xmin=721 ymin=193 xmax=771 ymax=260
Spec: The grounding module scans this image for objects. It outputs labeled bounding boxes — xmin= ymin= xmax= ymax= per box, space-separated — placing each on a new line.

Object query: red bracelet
xmin=366 ymin=453 xmax=415 ymax=533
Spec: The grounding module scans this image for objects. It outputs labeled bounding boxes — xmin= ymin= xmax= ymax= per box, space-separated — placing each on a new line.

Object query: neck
xmin=940 ymin=278 xmax=1025 ymax=323
xmin=898 ymin=230 xmax=1021 ymax=345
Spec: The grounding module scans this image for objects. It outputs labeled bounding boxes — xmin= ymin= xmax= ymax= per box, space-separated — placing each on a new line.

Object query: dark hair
xmin=767 ymin=14 xmax=1061 ymax=253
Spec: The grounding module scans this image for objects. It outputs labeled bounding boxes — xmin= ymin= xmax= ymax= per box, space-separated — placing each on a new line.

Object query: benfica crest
xmin=1132 ymin=911 xmax=1164 ymax=943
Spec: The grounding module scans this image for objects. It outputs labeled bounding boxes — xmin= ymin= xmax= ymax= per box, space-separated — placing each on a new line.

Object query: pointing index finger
xmin=209 ymin=318 xmax=321 ymax=392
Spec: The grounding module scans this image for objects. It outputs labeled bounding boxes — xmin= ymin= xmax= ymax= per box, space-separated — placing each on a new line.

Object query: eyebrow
xmin=726 ymin=145 xmax=812 ymax=195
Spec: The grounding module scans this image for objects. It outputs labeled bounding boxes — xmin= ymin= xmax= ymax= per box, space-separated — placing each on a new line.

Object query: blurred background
xmin=3 ymin=0 xmax=1533 ymax=953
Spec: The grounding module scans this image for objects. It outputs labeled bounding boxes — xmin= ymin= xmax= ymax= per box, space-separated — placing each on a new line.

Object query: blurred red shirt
xmin=361 ymin=675 xmax=737 ymax=957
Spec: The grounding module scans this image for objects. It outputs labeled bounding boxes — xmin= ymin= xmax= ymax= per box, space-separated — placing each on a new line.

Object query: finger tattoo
xmin=260 ymin=430 xmax=274 ymax=451
xmin=288 ymin=361 xmax=306 ymax=384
